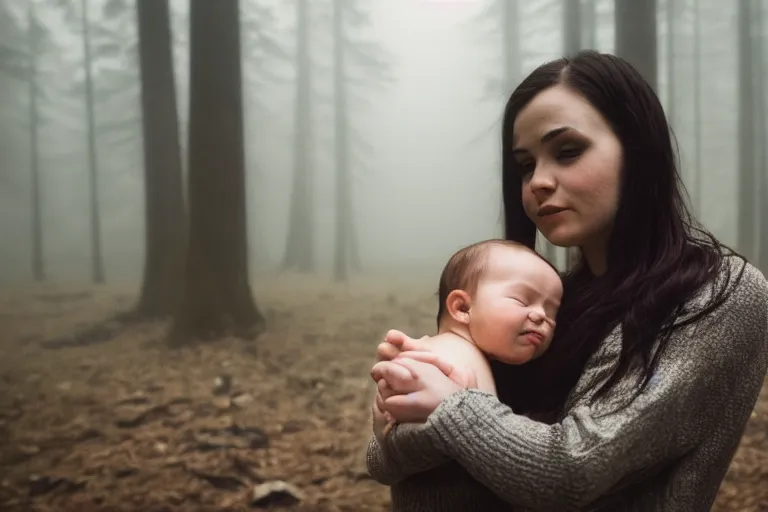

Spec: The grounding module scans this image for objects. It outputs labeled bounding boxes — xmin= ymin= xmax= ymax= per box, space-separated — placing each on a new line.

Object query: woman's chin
xmin=539 ymin=229 xmax=580 ymax=248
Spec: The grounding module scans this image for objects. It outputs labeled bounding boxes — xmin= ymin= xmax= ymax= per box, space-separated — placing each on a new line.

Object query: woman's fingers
xmin=395 ymin=350 xmax=451 ymax=372
xmin=377 ymin=378 xmax=396 ymax=400
xmin=384 ymin=329 xmax=407 ymax=346
xmin=371 ymin=360 xmax=421 ymax=394
xmin=372 ymin=360 xmax=415 ymax=382
xmin=380 ymin=358 xmax=464 ymax=423
xmin=375 ymin=389 xmax=387 ymax=414
xmin=376 ymin=330 xmax=433 ymax=363
xmin=394 ymin=351 xmax=478 ymax=389
xmin=371 ymin=393 xmax=392 ymax=443
xmin=384 ymin=329 xmax=431 ymax=352
xmin=376 ymin=330 xmax=412 ymax=361
xmin=382 ymin=393 xmax=418 ymax=423
xmin=376 ymin=341 xmax=401 ymax=362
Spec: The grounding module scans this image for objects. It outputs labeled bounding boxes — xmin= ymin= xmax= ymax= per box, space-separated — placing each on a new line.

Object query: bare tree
xmin=56 ymin=0 xmax=142 ymax=283
xmin=0 ymin=1 xmax=60 ymax=281
xmin=615 ymin=0 xmax=658 ymax=90
xmin=241 ymin=0 xmax=292 ymax=271
xmin=691 ymin=0 xmax=702 ymax=215
xmin=582 ymin=0 xmax=596 ymax=49
xmin=562 ymin=0 xmax=586 ymax=270
xmin=172 ymin=0 xmax=265 ymax=342
xmin=328 ymin=0 xmax=393 ymax=281
xmin=282 ymin=0 xmax=315 ymax=273
xmin=666 ymin=0 xmax=677 ymax=125
xmin=471 ymin=0 xmax=521 ymax=105
xmin=79 ymin=0 xmax=104 ymax=283
xmin=133 ymin=0 xmax=186 ymax=319
xmin=737 ymin=0 xmax=756 ymax=261
xmin=755 ymin=0 xmax=768 ymax=273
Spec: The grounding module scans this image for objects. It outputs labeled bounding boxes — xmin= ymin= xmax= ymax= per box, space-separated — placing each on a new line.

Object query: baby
xmin=378 ymin=238 xmax=563 ymax=431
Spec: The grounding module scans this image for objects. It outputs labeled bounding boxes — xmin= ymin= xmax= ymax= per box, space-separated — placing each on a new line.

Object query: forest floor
xmin=0 ymin=275 xmax=766 ymax=512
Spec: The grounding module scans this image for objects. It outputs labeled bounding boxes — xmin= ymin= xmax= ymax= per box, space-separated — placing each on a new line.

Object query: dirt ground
xmin=0 ymin=275 xmax=766 ymax=512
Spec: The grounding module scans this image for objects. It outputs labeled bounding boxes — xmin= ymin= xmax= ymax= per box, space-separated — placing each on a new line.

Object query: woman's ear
xmin=446 ymin=290 xmax=471 ymax=325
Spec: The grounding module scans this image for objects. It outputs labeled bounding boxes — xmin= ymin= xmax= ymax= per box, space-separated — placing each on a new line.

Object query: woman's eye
xmin=557 ymin=146 xmax=583 ymax=161
xmin=516 ymin=162 xmax=534 ymax=176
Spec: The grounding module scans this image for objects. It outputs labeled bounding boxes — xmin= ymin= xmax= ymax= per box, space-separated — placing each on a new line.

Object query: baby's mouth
xmin=520 ymin=330 xmax=544 ymax=345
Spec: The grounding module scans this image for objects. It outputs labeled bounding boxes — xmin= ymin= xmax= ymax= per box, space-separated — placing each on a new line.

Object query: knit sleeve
xmin=365 ymin=424 xmax=451 ymax=484
xmin=371 ymin=262 xmax=768 ymax=510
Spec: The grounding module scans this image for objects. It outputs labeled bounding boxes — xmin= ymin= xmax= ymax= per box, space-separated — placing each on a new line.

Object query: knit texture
xmin=366 ymin=256 xmax=768 ymax=511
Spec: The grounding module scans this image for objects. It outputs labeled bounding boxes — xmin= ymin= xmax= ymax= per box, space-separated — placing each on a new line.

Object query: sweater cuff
xmin=387 ymin=418 xmax=445 ymax=465
xmin=426 ymin=388 xmax=499 ymax=456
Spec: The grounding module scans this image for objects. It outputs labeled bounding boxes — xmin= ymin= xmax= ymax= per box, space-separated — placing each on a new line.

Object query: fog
xmin=1 ymin=0 xmax=763 ymax=285
xmin=0 ymin=0 xmax=766 ymax=510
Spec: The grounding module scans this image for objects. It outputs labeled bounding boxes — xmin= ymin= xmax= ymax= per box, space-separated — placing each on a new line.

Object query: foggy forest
xmin=0 ymin=0 xmax=766 ymax=510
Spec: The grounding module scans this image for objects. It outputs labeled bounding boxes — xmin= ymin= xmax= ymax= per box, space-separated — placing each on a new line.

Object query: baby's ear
xmin=446 ymin=290 xmax=471 ymax=325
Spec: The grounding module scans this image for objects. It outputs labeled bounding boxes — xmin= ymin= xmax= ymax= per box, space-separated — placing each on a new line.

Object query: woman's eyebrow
xmin=512 ymin=126 xmax=573 ymax=154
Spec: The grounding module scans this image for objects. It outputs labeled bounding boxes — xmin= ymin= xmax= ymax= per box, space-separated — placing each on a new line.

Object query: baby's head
xmin=436 ymin=239 xmax=563 ymax=364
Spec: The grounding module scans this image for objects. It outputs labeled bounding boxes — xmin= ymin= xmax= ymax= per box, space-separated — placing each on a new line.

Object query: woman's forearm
xmin=365 ymin=425 xmax=451 ymax=484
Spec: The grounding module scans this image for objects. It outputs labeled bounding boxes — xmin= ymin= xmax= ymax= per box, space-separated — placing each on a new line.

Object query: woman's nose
xmin=528 ymin=167 xmax=556 ymax=200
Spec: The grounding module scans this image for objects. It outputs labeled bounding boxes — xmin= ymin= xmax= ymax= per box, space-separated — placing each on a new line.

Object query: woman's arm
xmin=373 ymin=263 xmax=768 ymax=509
xmin=365 ymin=426 xmax=451 ymax=484
xmin=365 ymin=345 xmax=478 ymax=484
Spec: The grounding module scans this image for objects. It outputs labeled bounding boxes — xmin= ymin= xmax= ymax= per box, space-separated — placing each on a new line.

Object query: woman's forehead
xmin=512 ymin=87 xmax=604 ymax=145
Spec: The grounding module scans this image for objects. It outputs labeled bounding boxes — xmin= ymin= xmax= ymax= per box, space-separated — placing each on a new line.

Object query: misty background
xmin=0 ymin=0 xmax=766 ymax=287
xmin=1 ymin=1 xmax=767 ymax=510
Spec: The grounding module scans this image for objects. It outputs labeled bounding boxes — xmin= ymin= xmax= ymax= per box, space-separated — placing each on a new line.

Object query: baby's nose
xmin=528 ymin=310 xmax=545 ymax=323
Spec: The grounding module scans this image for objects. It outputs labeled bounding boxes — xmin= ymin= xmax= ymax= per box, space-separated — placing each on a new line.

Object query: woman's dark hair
xmin=493 ymin=50 xmax=744 ymax=422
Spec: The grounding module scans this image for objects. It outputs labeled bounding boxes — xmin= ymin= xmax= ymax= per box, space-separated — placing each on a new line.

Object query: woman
xmin=366 ymin=50 xmax=768 ymax=511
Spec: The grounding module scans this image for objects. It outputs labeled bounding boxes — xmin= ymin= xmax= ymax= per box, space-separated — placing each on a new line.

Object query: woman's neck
xmin=581 ymin=239 xmax=608 ymax=276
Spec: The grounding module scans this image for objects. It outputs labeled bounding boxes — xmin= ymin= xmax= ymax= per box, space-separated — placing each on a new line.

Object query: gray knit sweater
xmin=366 ymin=257 xmax=768 ymax=511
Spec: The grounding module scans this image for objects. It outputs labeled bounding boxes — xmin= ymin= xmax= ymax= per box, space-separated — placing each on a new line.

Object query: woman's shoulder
xmin=729 ymin=256 xmax=768 ymax=297
xmin=565 ymin=254 xmax=767 ymax=412
xmin=680 ymin=253 xmax=768 ymax=322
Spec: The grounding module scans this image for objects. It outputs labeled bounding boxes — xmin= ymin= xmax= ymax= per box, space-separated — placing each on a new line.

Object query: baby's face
xmin=468 ymin=246 xmax=563 ymax=364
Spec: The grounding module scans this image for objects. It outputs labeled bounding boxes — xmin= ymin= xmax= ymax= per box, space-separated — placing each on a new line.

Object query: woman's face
xmin=512 ymin=84 xmax=623 ymax=257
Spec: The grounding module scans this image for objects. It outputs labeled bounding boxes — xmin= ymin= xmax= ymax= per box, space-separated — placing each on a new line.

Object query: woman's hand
xmin=372 ymin=351 xmax=477 ymax=423
xmin=371 ymin=330 xmax=432 ymax=441
xmin=376 ymin=329 xmax=432 ymax=362
xmin=371 ymin=389 xmax=393 ymax=444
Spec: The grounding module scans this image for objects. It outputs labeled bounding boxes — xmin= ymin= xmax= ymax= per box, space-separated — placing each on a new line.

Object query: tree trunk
xmin=348 ymin=211 xmax=361 ymax=271
xmin=497 ymin=0 xmax=521 ymax=239
xmin=666 ymin=0 xmax=676 ymax=125
xmin=28 ymin=2 xmax=43 ymax=282
xmin=615 ymin=0 xmax=658 ymax=90
xmin=81 ymin=0 xmax=104 ymax=284
xmin=563 ymin=0 xmax=585 ymax=271
xmin=500 ymin=0 xmax=521 ymax=90
xmin=134 ymin=0 xmax=186 ymax=318
xmin=172 ymin=0 xmax=264 ymax=341
xmin=755 ymin=0 xmax=768 ymax=274
xmin=582 ymin=0 xmax=596 ymax=49
xmin=282 ymin=0 xmax=314 ymax=273
xmin=737 ymin=0 xmax=755 ymax=260
xmin=504 ymin=0 xmax=558 ymax=262
xmin=691 ymin=0 xmax=701 ymax=215
xmin=562 ymin=0 xmax=581 ymax=55
xmin=333 ymin=0 xmax=351 ymax=282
